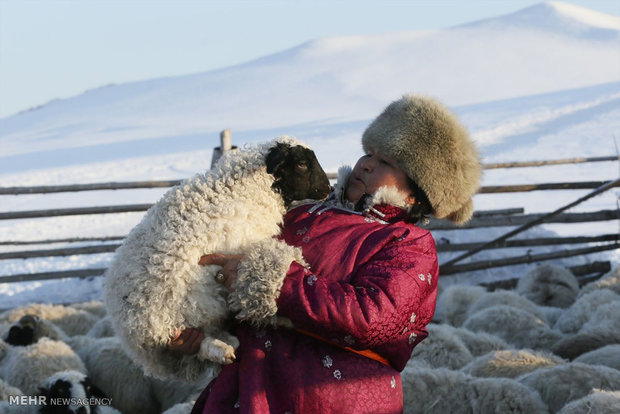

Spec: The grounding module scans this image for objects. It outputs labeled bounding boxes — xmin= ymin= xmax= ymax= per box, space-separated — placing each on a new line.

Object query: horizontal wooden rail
xmin=0 ymin=204 xmax=153 ymax=220
xmin=0 ymin=236 xmax=125 ymax=246
xmin=480 ymin=261 xmax=611 ymax=291
xmin=0 ymin=268 xmax=107 ymax=283
xmin=0 ymin=244 xmax=121 ymax=260
xmin=483 ymin=155 xmax=619 ymax=169
xmin=0 ymin=202 xmax=524 ymax=222
xmin=0 ymin=154 xmax=617 ymax=195
xmin=437 ymin=234 xmax=619 ymax=252
xmin=478 ymin=181 xmax=619 ymax=194
xmin=5 ymin=232 xmax=616 ymax=261
xmin=472 ymin=208 xmax=523 ymax=217
xmin=426 ymin=209 xmax=618 ymax=230
xmin=439 ymin=243 xmax=618 ymax=276
xmin=0 ymin=180 xmax=183 ymax=195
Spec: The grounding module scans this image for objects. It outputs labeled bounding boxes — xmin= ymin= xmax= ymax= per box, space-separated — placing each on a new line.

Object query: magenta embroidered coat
xmin=192 ymin=191 xmax=439 ymax=414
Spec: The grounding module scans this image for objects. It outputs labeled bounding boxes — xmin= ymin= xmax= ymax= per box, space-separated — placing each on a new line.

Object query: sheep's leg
xmin=198 ymin=336 xmax=237 ymax=365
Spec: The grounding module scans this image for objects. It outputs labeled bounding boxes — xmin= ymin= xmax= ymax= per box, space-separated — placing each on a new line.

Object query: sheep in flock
xmin=37 ymin=370 xmax=121 ymax=414
xmin=3 ymin=315 xmax=69 ymax=347
xmin=517 ymin=362 xmax=620 ymax=413
xmin=536 ymin=305 xmax=564 ymax=328
xmin=579 ymin=266 xmax=620 ymax=297
xmin=401 ymin=364 xmax=549 ymax=414
xmin=461 ymin=348 xmax=565 ymax=379
xmin=516 ymin=264 xmax=580 ymax=308
xmin=0 ymin=304 xmax=99 ymax=337
xmin=104 ymin=136 xmax=331 ymax=381
xmin=552 ymin=301 xmax=620 ymax=360
xmin=67 ymin=332 xmax=207 ymax=413
xmin=68 ymin=301 xmax=107 ymax=319
xmin=462 ymin=305 xmax=563 ymax=350
xmin=0 ymin=377 xmax=22 ymax=400
xmin=85 ymin=317 xmax=115 ymax=339
xmin=0 ymin=338 xmax=86 ymax=396
xmin=553 ymin=288 xmax=619 ymax=334
xmin=557 ymin=389 xmax=620 ymax=414
xmin=434 ymin=284 xmax=486 ymax=326
xmin=574 ymin=344 xmax=620 ymax=371
xmin=446 ymin=326 xmax=509 ymax=357
xmin=410 ymin=323 xmax=473 ymax=369
xmin=467 ymin=290 xmax=545 ymax=321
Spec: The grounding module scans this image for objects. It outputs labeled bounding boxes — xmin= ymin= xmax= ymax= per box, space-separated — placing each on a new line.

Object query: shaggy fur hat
xmin=362 ymin=94 xmax=482 ymax=224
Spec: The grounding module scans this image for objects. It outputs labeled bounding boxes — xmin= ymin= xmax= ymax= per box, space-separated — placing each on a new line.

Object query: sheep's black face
xmin=38 ymin=375 xmax=107 ymax=414
xmin=266 ymin=143 xmax=331 ymax=205
xmin=6 ymin=314 xmax=38 ymax=346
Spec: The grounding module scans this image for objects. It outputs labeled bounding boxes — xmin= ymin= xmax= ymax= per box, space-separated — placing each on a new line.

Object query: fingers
xmin=198 ymin=254 xmax=229 ymax=266
xmin=168 ymin=328 xmax=205 ymax=355
xmin=198 ymin=253 xmax=244 ymax=266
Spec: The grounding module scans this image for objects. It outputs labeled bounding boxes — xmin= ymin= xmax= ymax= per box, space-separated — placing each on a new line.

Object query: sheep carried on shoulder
xmin=104 ymin=136 xmax=331 ymax=381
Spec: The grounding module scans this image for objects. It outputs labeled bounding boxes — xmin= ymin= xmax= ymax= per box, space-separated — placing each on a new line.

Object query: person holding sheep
xmin=172 ymin=94 xmax=482 ymax=414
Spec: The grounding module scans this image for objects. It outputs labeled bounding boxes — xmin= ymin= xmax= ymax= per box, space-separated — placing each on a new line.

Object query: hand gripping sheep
xmin=104 ymin=137 xmax=330 ymax=381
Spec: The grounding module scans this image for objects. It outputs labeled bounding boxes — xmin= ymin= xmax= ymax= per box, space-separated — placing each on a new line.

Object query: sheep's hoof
xmin=198 ymin=338 xmax=237 ymax=365
xmin=221 ymin=348 xmax=236 ymax=365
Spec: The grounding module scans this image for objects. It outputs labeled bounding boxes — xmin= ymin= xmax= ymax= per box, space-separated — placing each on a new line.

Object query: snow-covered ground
xmin=0 ymin=1 xmax=618 ymax=308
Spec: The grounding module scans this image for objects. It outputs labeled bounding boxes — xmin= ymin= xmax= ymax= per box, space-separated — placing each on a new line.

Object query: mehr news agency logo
xmin=9 ymin=395 xmax=113 ymax=407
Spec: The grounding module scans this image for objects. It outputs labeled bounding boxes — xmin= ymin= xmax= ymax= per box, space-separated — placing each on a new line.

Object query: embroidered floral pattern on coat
xmin=192 ymin=201 xmax=438 ymax=414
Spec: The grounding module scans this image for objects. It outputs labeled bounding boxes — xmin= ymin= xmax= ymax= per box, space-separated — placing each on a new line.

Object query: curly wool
xmin=229 ymin=238 xmax=306 ymax=326
xmin=104 ymin=136 xmax=306 ymax=381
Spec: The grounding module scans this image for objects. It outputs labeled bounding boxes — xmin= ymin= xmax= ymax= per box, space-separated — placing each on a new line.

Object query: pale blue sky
xmin=1 ymin=0 xmax=618 ymax=118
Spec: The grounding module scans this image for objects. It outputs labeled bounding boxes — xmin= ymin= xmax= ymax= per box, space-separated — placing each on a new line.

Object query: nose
xmin=360 ymin=155 xmax=374 ymax=172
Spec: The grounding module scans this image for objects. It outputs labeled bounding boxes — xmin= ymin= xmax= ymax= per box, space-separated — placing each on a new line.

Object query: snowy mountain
xmin=0 ymin=2 xmax=618 ymax=307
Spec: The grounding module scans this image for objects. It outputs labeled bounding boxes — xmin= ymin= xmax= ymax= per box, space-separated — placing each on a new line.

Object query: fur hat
xmin=362 ymin=95 xmax=482 ymax=224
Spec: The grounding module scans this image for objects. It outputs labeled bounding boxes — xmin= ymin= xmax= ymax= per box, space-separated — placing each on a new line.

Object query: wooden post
xmin=211 ymin=129 xmax=236 ymax=168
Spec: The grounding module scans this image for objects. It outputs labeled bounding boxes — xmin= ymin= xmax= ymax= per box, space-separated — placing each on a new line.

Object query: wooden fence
xmin=0 ymin=153 xmax=618 ymax=286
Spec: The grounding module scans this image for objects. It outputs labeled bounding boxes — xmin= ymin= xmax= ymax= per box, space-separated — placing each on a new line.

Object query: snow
xmin=0 ymin=1 xmax=619 ymax=308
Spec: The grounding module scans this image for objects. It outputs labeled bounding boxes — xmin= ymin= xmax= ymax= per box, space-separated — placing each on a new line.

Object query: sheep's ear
xmin=265 ymin=143 xmax=289 ymax=174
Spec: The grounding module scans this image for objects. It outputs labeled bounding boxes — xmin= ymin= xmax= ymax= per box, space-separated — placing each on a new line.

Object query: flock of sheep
xmin=0 ymin=263 xmax=619 ymax=413
xmin=404 ymin=263 xmax=620 ymax=413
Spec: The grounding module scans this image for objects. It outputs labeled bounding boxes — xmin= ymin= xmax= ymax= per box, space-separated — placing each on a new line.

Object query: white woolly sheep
xmin=461 ymin=349 xmax=565 ymax=379
xmin=554 ymin=288 xmax=619 ymax=334
xmin=68 ymin=318 xmax=215 ymax=413
xmin=67 ymin=336 xmax=159 ymax=414
xmin=557 ymin=389 xmax=620 ymax=414
xmin=537 ymin=305 xmax=564 ymax=327
xmin=410 ymin=323 xmax=473 ymax=369
xmin=552 ymin=301 xmax=620 ymax=359
xmin=85 ymin=317 xmax=115 ymax=339
xmin=69 ymin=301 xmax=107 ymax=319
xmin=516 ymin=264 xmax=580 ymax=308
xmin=467 ymin=290 xmax=545 ymax=320
xmin=434 ymin=284 xmax=487 ymax=326
xmin=574 ymin=344 xmax=620 ymax=371
xmin=448 ymin=326 xmax=509 ymax=357
xmin=579 ymin=266 xmax=620 ymax=297
xmin=104 ymin=137 xmax=330 ymax=381
xmin=38 ymin=370 xmax=122 ymax=414
xmin=517 ymin=362 xmax=620 ymax=413
xmin=0 ymin=338 xmax=86 ymax=396
xmin=0 ymin=377 xmax=23 ymax=400
xmin=401 ymin=365 xmax=549 ymax=414
xmin=463 ymin=305 xmax=563 ymax=350
xmin=0 ymin=303 xmax=99 ymax=337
